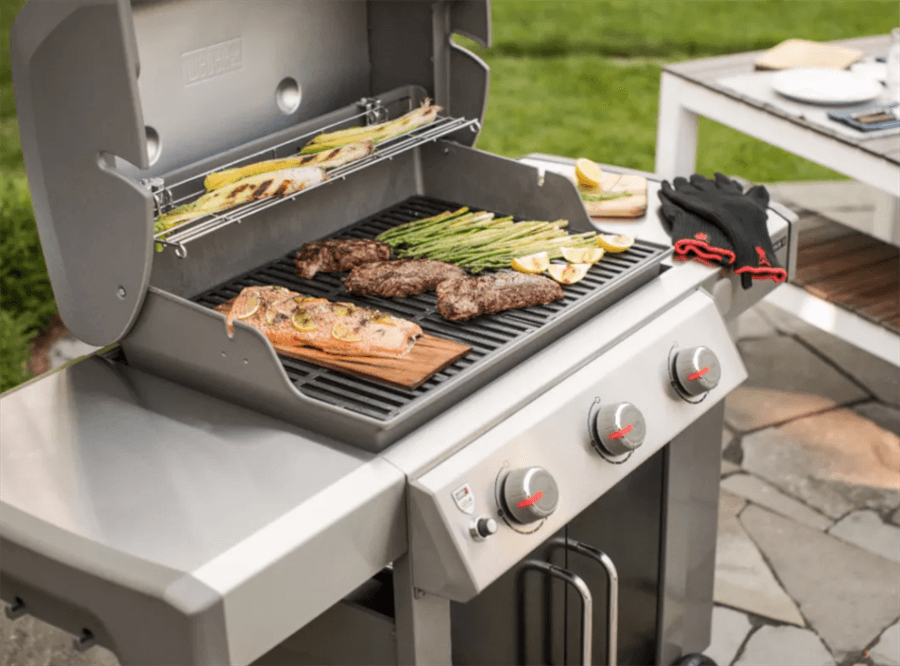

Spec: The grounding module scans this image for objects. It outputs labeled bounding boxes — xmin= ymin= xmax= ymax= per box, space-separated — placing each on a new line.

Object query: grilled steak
xmin=436 ymin=271 xmax=564 ymax=321
xmin=224 ymin=285 xmax=422 ymax=358
xmin=295 ymin=239 xmax=391 ymax=279
xmin=344 ymin=259 xmax=467 ymax=298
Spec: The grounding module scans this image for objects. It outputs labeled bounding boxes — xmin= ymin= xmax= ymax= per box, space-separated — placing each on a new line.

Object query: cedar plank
xmin=212 ymin=296 xmax=470 ymax=389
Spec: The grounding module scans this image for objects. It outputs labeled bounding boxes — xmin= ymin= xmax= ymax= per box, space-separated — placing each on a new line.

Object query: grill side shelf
xmin=191 ymin=196 xmax=668 ymax=439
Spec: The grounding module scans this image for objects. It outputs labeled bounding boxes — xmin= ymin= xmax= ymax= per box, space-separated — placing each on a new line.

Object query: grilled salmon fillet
xmin=295 ymin=239 xmax=391 ymax=279
xmin=224 ymin=286 xmax=422 ymax=358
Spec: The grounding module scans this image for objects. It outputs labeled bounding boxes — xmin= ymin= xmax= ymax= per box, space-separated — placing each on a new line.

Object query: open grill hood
xmin=10 ymin=0 xmax=491 ymax=346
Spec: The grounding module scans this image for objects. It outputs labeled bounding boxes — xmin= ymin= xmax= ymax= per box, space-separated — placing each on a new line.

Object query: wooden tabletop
xmin=662 ymin=35 xmax=900 ymax=165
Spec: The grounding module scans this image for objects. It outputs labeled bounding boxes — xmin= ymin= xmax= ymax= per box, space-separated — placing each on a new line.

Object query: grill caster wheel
xmin=674 ymin=654 xmax=718 ymax=666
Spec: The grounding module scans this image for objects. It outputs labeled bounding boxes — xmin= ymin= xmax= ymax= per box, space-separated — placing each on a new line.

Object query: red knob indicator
xmin=517 ymin=490 xmax=544 ymax=509
xmin=687 ymin=366 xmax=710 ymax=381
xmin=608 ymin=423 xmax=634 ymax=440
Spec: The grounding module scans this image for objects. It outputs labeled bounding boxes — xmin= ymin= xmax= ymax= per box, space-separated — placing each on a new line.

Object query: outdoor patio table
xmin=655 ymin=35 xmax=899 ymax=366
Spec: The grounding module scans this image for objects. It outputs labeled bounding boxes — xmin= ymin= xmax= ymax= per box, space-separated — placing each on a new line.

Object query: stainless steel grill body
xmin=4 ymin=0 xmax=800 ymax=664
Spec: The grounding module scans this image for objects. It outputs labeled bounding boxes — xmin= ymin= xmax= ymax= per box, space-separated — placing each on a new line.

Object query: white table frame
xmin=655 ymin=38 xmax=899 ymax=366
xmin=655 ymin=72 xmax=900 ymax=244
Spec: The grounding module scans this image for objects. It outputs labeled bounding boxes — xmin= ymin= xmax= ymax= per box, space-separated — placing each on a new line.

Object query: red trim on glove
xmin=674 ymin=255 xmax=720 ymax=268
xmin=755 ymin=246 xmax=771 ymax=267
xmin=734 ymin=266 xmax=787 ymax=283
xmin=673 ymin=239 xmax=735 ymax=264
xmin=733 ymin=246 xmax=785 ymax=283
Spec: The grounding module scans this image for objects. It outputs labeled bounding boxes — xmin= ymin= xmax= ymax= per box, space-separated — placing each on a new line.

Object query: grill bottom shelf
xmin=192 ymin=196 xmax=667 ymax=430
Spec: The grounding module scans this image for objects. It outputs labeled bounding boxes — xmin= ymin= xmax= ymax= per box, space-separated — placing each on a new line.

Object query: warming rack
xmin=150 ymin=108 xmax=480 ymax=258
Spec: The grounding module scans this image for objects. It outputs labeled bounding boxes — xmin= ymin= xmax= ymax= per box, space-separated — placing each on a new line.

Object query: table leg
xmin=871 ymin=192 xmax=900 ymax=246
xmin=656 ymin=73 xmax=699 ymax=180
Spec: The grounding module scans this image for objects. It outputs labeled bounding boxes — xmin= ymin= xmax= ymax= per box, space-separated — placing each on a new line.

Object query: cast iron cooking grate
xmin=192 ymin=196 xmax=666 ymax=422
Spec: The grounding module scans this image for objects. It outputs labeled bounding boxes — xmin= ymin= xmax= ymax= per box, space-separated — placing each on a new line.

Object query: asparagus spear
xmin=376 ymin=207 xmax=469 ymax=243
xmin=580 ymin=190 xmax=631 ymax=202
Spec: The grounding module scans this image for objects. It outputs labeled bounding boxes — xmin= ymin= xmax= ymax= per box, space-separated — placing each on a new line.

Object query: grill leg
xmin=392 ymin=554 xmax=452 ymax=665
xmin=656 ymin=400 xmax=725 ymax=664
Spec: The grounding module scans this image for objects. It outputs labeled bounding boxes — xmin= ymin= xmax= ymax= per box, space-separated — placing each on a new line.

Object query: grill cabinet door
xmin=451 ymin=528 xmax=568 ymax=665
xmin=563 ymin=447 xmax=665 ymax=665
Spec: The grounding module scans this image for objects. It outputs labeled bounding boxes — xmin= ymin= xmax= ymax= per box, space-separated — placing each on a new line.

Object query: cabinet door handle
xmin=523 ymin=560 xmax=593 ymax=666
xmin=552 ymin=537 xmax=619 ymax=666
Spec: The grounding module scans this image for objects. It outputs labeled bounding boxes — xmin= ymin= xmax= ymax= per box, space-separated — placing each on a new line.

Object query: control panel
xmin=408 ymin=291 xmax=747 ymax=602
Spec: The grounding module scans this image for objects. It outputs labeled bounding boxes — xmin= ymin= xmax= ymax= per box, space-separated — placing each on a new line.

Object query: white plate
xmin=771 ymin=67 xmax=883 ymax=105
xmin=850 ymin=61 xmax=888 ymax=84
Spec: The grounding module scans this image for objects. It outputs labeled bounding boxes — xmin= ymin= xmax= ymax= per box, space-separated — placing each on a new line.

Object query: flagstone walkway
xmin=704 ymin=300 xmax=900 ymax=666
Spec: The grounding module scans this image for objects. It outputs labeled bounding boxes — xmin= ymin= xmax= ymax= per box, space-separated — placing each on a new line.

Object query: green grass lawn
xmin=473 ymin=56 xmax=865 ymax=181
xmin=471 ymin=1 xmax=899 ymax=59
xmin=0 ymin=0 xmax=896 ymax=391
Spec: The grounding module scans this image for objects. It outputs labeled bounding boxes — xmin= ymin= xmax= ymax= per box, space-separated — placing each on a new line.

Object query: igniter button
xmin=470 ymin=517 xmax=498 ymax=541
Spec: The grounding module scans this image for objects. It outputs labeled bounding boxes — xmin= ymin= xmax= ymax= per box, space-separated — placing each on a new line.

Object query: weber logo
xmin=772 ymin=236 xmax=787 ymax=251
xmin=182 ymin=38 xmax=242 ymax=86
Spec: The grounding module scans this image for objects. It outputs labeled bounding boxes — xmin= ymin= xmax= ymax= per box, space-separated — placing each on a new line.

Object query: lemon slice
xmin=372 ymin=311 xmax=397 ymax=326
xmin=292 ymin=311 xmax=317 ymax=332
xmin=561 ymin=246 xmax=605 ymax=264
xmin=294 ymin=296 xmax=327 ymax=305
xmin=333 ymin=304 xmax=354 ymax=317
xmin=332 ymin=322 xmax=362 ymax=342
xmin=236 ymin=292 xmax=260 ymax=319
xmin=575 ymin=158 xmax=604 ymax=189
xmin=597 ymin=234 xmax=635 ymax=253
xmin=264 ymin=308 xmax=279 ymax=326
xmin=511 ymin=251 xmax=550 ymax=274
xmin=547 ymin=263 xmax=590 ymax=285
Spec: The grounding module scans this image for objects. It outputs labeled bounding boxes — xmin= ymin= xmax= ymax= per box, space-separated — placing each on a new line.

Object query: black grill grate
xmin=193 ymin=196 xmax=666 ymax=422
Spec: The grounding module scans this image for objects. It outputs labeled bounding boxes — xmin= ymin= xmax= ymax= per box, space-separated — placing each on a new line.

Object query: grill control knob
xmin=470 ymin=517 xmax=498 ymax=541
xmin=674 ymin=346 xmax=722 ymax=397
xmin=502 ymin=467 xmax=559 ymax=524
xmin=591 ymin=402 xmax=646 ymax=457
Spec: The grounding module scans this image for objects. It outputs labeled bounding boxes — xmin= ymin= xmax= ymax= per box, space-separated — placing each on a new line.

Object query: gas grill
xmin=2 ymin=1 xmax=797 ymax=665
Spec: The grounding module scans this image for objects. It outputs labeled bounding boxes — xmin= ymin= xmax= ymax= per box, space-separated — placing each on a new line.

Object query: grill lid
xmin=10 ymin=0 xmax=490 ymax=346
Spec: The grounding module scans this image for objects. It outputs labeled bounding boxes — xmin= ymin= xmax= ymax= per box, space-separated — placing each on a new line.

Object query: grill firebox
xmin=192 ymin=196 xmax=667 ymax=426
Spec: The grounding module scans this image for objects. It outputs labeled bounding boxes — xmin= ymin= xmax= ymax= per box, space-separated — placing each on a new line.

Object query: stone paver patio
xmin=705 ymin=298 xmax=899 ymax=666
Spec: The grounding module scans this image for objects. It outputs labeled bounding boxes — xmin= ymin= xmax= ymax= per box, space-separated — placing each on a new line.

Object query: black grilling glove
xmin=661 ymin=173 xmax=787 ymax=289
xmin=659 ymin=182 xmax=736 ymax=268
